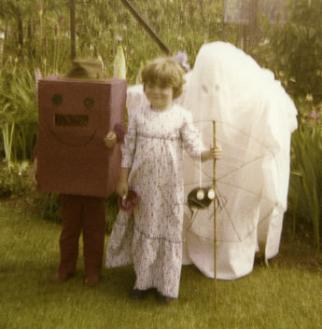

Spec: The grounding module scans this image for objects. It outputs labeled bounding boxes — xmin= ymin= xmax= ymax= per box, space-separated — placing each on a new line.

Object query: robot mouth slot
xmin=55 ymin=114 xmax=89 ymax=127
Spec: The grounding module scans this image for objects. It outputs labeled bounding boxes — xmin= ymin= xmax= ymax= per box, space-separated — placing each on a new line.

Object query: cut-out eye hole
xmin=84 ymin=97 xmax=95 ymax=110
xmin=52 ymin=94 xmax=63 ymax=106
xmin=201 ymin=84 xmax=208 ymax=93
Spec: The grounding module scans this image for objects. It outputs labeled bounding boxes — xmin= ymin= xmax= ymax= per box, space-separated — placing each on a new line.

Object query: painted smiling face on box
xmin=37 ymin=78 xmax=126 ymax=197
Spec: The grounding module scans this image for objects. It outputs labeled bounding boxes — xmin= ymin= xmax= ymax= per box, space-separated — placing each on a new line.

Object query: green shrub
xmin=0 ymin=161 xmax=33 ymax=198
xmin=0 ymin=62 xmax=37 ymax=164
xmin=254 ymin=0 xmax=322 ymax=102
xmin=0 ymin=0 xmax=321 ymax=251
xmin=287 ymin=112 xmax=321 ymax=252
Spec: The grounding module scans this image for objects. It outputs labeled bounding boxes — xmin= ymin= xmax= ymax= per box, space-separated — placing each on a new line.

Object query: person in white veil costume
xmin=125 ymin=42 xmax=297 ymax=280
xmin=182 ymin=41 xmax=298 ymax=279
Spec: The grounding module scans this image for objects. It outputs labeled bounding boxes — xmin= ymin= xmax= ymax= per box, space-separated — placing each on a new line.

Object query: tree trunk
xmin=70 ymin=0 xmax=76 ymax=60
xmin=27 ymin=18 xmax=35 ymax=62
xmin=16 ymin=8 xmax=24 ymax=59
xmin=248 ymin=0 xmax=259 ymax=49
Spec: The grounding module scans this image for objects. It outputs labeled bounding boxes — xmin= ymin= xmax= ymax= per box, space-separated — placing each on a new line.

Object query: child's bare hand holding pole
xmin=116 ymin=168 xmax=129 ymax=198
xmin=104 ymin=131 xmax=117 ymax=148
xmin=201 ymin=145 xmax=222 ymax=161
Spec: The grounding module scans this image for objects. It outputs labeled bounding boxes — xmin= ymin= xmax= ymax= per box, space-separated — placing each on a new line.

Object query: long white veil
xmin=182 ymin=42 xmax=298 ymax=279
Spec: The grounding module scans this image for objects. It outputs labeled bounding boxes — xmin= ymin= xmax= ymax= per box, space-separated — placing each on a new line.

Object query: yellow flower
xmin=305 ymin=94 xmax=313 ymax=102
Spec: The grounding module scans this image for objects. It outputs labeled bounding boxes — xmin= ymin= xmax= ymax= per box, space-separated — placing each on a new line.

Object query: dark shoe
xmin=156 ymin=292 xmax=174 ymax=304
xmin=51 ymin=272 xmax=74 ymax=283
xmin=84 ymin=275 xmax=100 ymax=287
xmin=129 ymin=289 xmax=150 ymax=300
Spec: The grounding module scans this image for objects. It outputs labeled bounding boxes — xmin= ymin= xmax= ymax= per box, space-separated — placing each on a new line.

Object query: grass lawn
xmin=0 ymin=200 xmax=321 ymax=329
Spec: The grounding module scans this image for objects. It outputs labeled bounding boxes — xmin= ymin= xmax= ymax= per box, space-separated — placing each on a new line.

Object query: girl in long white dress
xmin=124 ymin=43 xmax=298 ymax=280
xmin=106 ymin=57 xmax=221 ymax=302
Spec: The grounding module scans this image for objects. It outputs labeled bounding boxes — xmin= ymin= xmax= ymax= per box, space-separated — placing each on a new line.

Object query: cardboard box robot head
xmin=37 ymin=59 xmax=127 ymax=198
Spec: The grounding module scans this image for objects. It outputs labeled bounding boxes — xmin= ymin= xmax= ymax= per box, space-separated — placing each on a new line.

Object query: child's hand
xmin=116 ymin=179 xmax=128 ymax=198
xmin=104 ymin=131 xmax=117 ymax=148
xmin=201 ymin=145 xmax=222 ymax=161
xmin=210 ymin=144 xmax=222 ymax=159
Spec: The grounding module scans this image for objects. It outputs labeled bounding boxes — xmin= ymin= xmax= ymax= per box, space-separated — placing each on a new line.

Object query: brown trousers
xmin=58 ymin=194 xmax=106 ymax=278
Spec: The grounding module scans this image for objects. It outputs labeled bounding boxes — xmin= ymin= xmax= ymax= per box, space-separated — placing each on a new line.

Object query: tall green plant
xmin=288 ymin=123 xmax=322 ymax=252
xmin=1 ymin=117 xmax=15 ymax=167
xmin=113 ymin=44 xmax=126 ymax=79
xmin=0 ymin=62 xmax=37 ymax=163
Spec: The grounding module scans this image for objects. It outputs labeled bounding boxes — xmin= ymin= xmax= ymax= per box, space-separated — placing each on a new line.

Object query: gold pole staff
xmin=212 ymin=120 xmax=217 ymax=305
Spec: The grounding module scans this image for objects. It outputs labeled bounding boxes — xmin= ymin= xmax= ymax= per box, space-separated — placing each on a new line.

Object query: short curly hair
xmin=141 ymin=57 xmax=185 ymax=99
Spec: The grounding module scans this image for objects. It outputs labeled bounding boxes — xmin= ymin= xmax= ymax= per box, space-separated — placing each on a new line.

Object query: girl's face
xmin=144 ymin=83 xmax=173 ymax=110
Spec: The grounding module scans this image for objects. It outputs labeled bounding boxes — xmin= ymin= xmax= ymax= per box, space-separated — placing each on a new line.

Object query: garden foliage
xmin=0 ymin=0 xmax=320 ymax=249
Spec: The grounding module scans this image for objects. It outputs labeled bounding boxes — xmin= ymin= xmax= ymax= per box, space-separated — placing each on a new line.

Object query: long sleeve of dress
xmin=121 ymin=110 xmax=137 ymax=168
xmin=180 ymin=110 xmax=206 ymax=159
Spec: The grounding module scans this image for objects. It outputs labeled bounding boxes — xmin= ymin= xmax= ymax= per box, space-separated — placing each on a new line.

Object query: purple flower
xmin=173 ymin=51 xmax=191 ymax=72
xmin=307 ymin=110 xmax=320 ymax=121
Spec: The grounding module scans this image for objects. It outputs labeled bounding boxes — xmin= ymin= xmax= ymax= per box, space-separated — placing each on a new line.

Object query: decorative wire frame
xmin=183 ymin=118 xmax=278 ymax=243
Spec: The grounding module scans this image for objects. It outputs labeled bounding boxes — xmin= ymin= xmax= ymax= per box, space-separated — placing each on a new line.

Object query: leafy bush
xmin=253 ymin=0 xmax=322 ymax=103
xmin=0 ymin=62 xmax=37 ymax=164
xmin=287 ymin=112 xmax=321 ymax=252
xmin=0 ymin=0 xmax=321 ymax=251
xmin=0 ymin=161 xmax=33 ymax=198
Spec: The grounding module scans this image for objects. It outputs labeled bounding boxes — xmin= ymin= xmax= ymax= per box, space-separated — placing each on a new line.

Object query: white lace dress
xmin=106 ymin=103 xmax=204 ymax=298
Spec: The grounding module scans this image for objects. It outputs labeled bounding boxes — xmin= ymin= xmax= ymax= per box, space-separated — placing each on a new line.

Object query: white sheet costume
xmin=106 ymin=103 xmax=204 ymax=297
xmin=117 ymin=41 xmax=298 ymax=280
xmin=183 ymin=42 xmax=297 ymax=279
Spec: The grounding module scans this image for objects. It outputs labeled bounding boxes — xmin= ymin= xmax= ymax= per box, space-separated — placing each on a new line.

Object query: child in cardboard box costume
xmin=36 ymin=59 xmax=126 ymax=286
